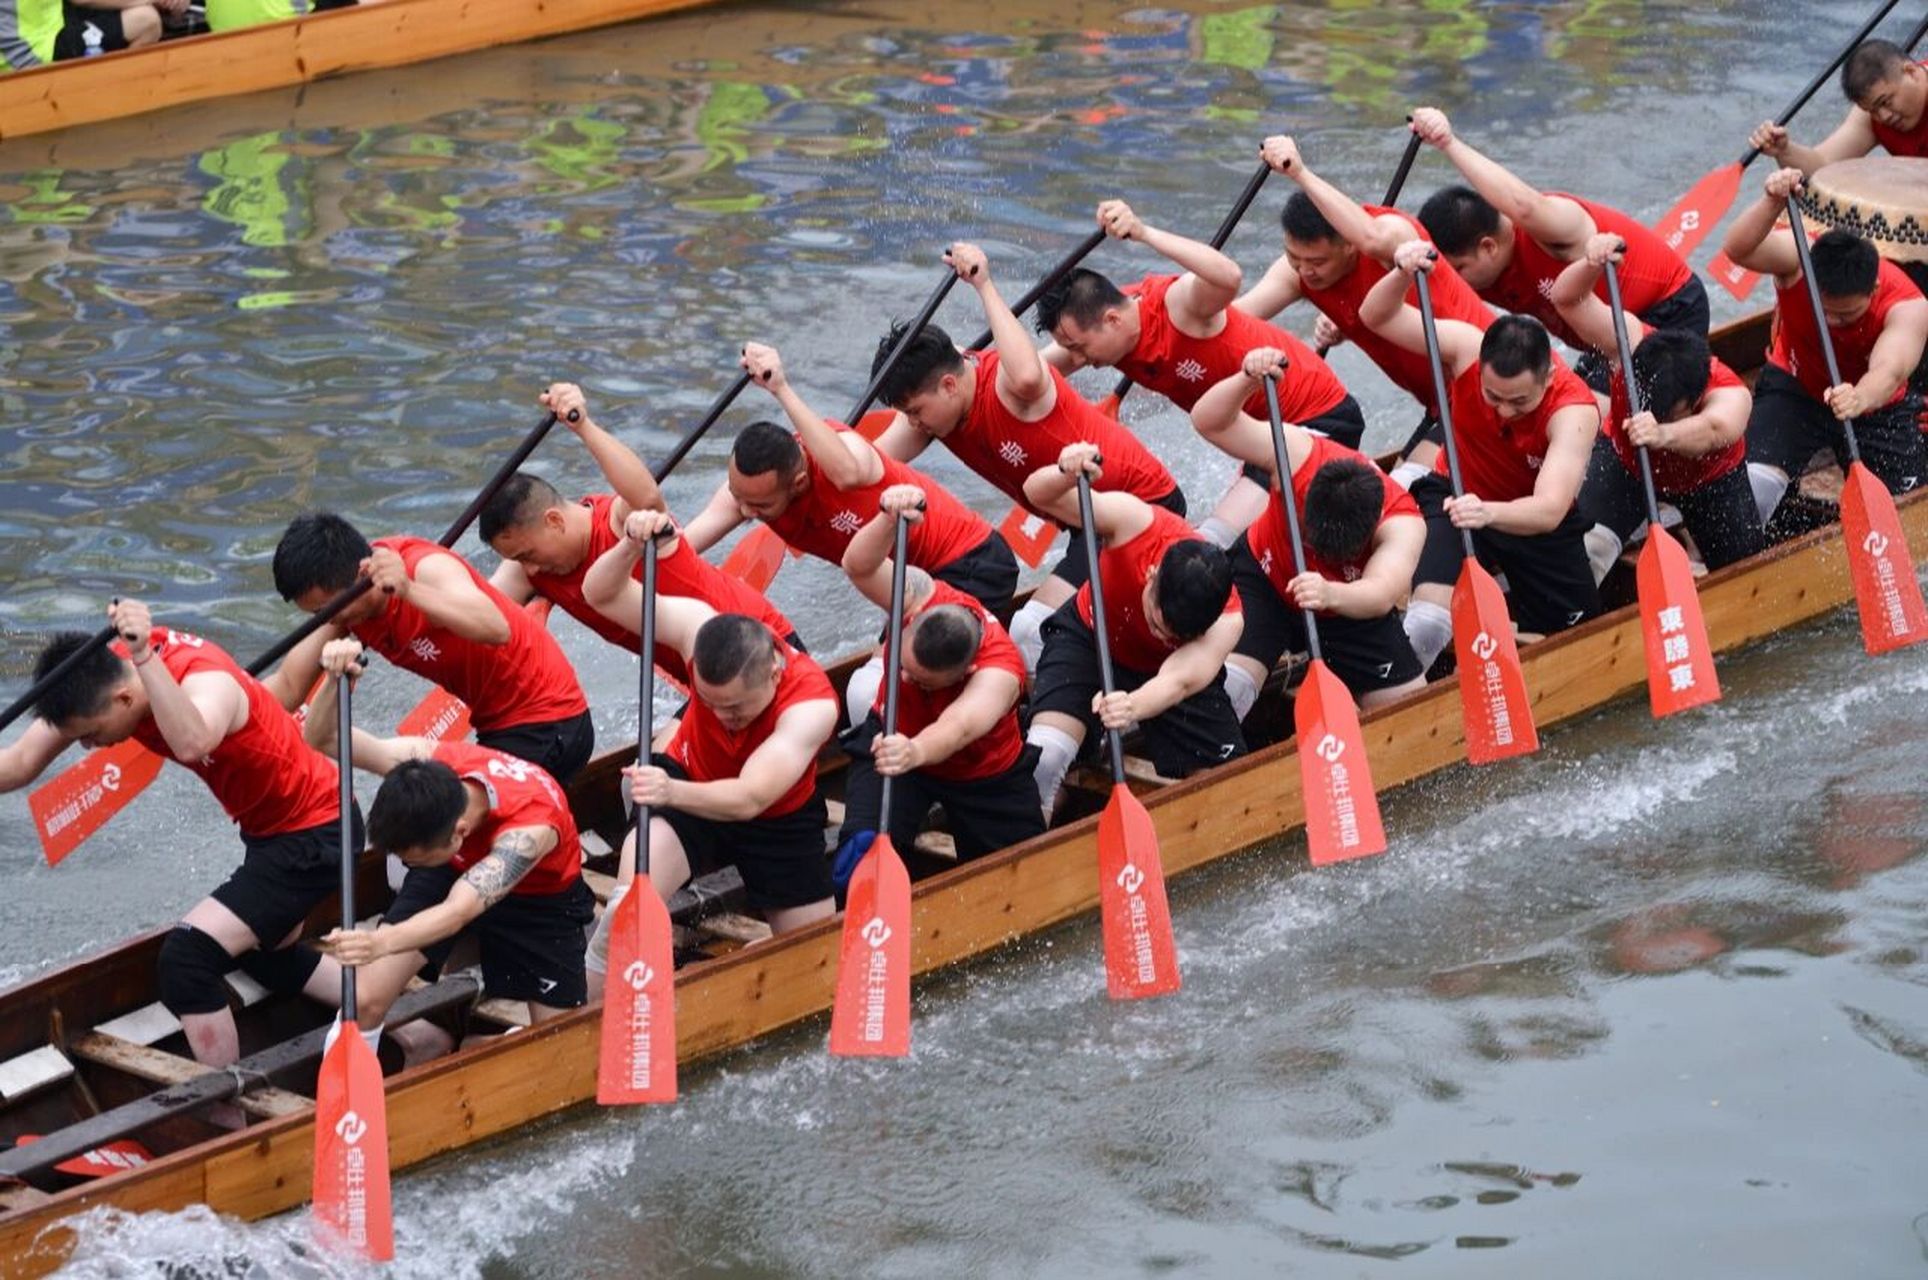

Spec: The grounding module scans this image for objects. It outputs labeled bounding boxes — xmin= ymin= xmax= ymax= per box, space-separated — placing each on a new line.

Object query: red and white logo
xmin=1470 ymin=631 xmax=1498 ymax=661
xmin=623 ymin=960 xmax=655 ymax=992
xmin=334 ymin=1111 xmax=368 ymax=1146
xmin=998 ymin=440 xmax=1027 ymax=468
xmin=408 ymin=637 xmax=441 ymax=663
xmin=1174 ymin=358 xmax=1208 ymax=383
xmin=1116 ymin=863 xmax=1145 ymax=895
xmin=1314 ymin=734 xmax=1344 ymax=763
xmin=1865 ymin=531 xmax=1891 ymax=557
xmin=860 ymin=917 xmax=891 ymax=949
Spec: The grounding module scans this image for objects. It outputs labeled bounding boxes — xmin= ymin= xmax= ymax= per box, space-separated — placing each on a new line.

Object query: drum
xmin=1798 ymin=156 xmax=1928 ymax=263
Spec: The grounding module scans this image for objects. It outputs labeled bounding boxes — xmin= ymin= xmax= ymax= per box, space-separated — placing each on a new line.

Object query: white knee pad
xmin=1747 ymin=462 xmax=1789 ymax=526
xmin=1010 ymin=600 xmax=1054 ymax=674
xmin=845 ymin=655 xmax=884 ymax=727
xmin=1583 ymin=523 xmax=1625 ymax=586
xmin=1223 ymin=661 xmax=1261 ymax=723
xmin=584 ymin=880 xmax=629 ymax=977
xmin=1390 ymin=460 xmax=1431 ymax=491
xmin=1403 ymin=599 xmax=1453 ymax=673
xmin=322 ymin=1018 xmax=384 ymax=1055
xmin=1196 ymin=516 xmax=1240 ymax=549
xmin=1027 ymin=723 xmax=1080 ymax=823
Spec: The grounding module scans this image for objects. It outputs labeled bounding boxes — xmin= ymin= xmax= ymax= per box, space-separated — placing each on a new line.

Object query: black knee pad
xmin=157 ymin=925 xmax=236 ymax=1017
xmin=237 ymin=943 xmax=323 ymax=996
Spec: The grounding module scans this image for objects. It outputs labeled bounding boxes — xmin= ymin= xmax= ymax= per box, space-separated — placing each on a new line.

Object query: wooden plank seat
xmin=0 ymin=1048 xmax=74 ymax=1105
xmin=67 ymin=1034 xmax=309 ymax=1121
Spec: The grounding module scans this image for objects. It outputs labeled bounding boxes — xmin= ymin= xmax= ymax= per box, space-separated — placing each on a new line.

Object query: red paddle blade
xmin=1096 ymin=783 xmax=1180 ymax=1000
xmin=1095 ymin=392 xmax=1122 ymax=419
xmin=829 ymin=835 xmax=912 ymax=1057
xmin=1840 ymin=461 xmax=1928 ymax=654
xmin=1450 ymin=560 xmax=1540 ymax=764
xmin=394 ymin=687 xmax=472 ymax=742
xmin=721 ymin=526 xmax=789 ymax=593
xmin=998 ymin=504 xmax=1060 ymax=568
xmin=1635 ymin=529 xmax=1721 ymax=716
xmin=312 ymin=1019 xmax=394 ymax=1262
xmin=596 ymin=884 xmax=679 ymax=1104
xmin=29 ymin=739 xmax=165 ymax=867
xmin=14 ymin=1134 xmax=155 ymax=1179
xmin=1705 ymin=250 xmax=1761 ymax=301
xmin=1650 ymin=162 xmax=1741 ymax=259
xmin=854 ymin=409 xmax=897 ymax=441
xmin=1294 ymin=660 xmax=1387 ymax=865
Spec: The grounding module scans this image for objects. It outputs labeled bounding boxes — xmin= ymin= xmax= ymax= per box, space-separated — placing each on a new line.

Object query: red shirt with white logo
xmin=1120 ymin=274 xmax=1350 ymax=423
xmin=1296 ymin=206 xmax=1493 ymax=412
xmin=1076 ymin=505 xmax=1242 ymax=674
xmin=1769 ymin=257 xmax=1923 ymax=403
xmin=124 ymin=628 xmax=339 ymax=838
xmin=874 ymin=581 xmax=1026 ymax=781
xmin=1605 ymin=357 xmax=1747 ymax=492
xmin=763 ymin=430 xmax=990 ymax=573
xmin=352 ymin=536 xmax=589 ymax=733
xmin=1244 ymin=435 xmax=1420 ymax=612
xmin=430 ymin=741 xmax=581 ymax=898
xmin=1438 ymin=357 xmax=1599 ymax=504
xmin=1483 ymin=195 xmax=1695 ymax=349
xmin=667 ymin=634 xmax=834 ymax=819
xmin=1871 ymin=66 xmax=1928 ymax=157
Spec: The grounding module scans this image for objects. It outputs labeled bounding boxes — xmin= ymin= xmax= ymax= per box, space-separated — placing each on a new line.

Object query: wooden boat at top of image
xmin=0 ymin=306 xmax=1906 ymax=1277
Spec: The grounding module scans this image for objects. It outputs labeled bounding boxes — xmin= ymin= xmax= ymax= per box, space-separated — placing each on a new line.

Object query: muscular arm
xmin=372 ymin=825 xmax=559 ymax=955
xmin=680 ymin=482 xmax=745 ymax=555
xmin=1232 ymin=255 xmax=1304 ymax=320
xmin=773 ymin=384 xmax=883 ymax=490
xmin=1484 ymin=405 xmax=1597 ymax=534
xmin=842 ymin=511 xmax=935 ymax=611
xmin=572 ymin=414 xmax=667 ymax=516
xmin=488 ymin=558 xmax=539 ymax=605
xmin=871 ymin=412 xmax=933 ymax=463
xmin=1359 ymin=265 xmax=1482 ymax=374
xmin=580 ymin=535 xmax=644 ymax=621
xmin=663 ymin=698 xmax=836 ymax=822
xmin=404 ymin=553 xmax=513 ymax=645
xmin=1190 ymin=370 xmax=1311 ymax=474
xmin=1793 ymin=109 xmax=1879 ymax=172
xmin=1022 ymin=470 xmax=1155 ymax=538
xmin=1650 ymin=384 xmax=1750 ymax=458
xmin=1324 ymin=515 xmax=1424 ymax=619
xmin=1548 ymin=256 xmax=1633 ymax=357
xmin=977 ymin=279 xmax=1052 ymax=410
xmin=1039 ymin=341 xmax=1085 ymax=373
xmin=1140 ymin=225 xmax=1242 ymax=327
xmin=910 ymin=668 xmax=1021 ymax=769
xmin=1720 ymin=194 xmax=1802 ymax=283
xmin=258 ymin=626 xmax=330 ymax=712
xmin=1296 ymin=163 xmax=1414 ymax=263
xmin=1131 ymin=613 xmax=1244 ymax=721
xmin=141 ymin=667 xmax=244 ymax=764
xmin=0 ymin=720 xmax=74 ymax=792
xmin=1441 ymin=136 xmax=1593 ymax=252
xmin=1859 ymin=298 xmax=1928 ymax=410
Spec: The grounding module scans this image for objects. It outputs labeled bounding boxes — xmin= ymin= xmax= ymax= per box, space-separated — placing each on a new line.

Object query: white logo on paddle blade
xmin=334 ymin=1112 xmax=367 ymax=1146
xmin=101 ymin=763 xmax=122 ymax=792
xmin=622 ymin=961 xmax=654 ymax=992
xmin=1116 ymin=864 xmax=1145 ymax=895
xmin=1471 ymin=631 xmax=1498 ymax=661
xmin=1864 ymin=531 xmax=1890 ymax=557
xmin=861 ymin=917 xmax=891 ymax=949
xmin=1314 ymin=734 xmax=1344 ymax=763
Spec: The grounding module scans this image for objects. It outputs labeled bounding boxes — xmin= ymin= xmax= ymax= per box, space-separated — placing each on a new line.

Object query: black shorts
xmin=384 ymin=864 xmax=594 ymax=1008
xmin=1410 ymin=473 xmax=1601 ymax=636
xmin=210 ymin=806 xmax=363 ymax=951
xmin=1404 ymin=411 xmax=1445 ymax=456
xmin=476 ymin=709 xmax=595 ymax=785
xmin=1228 ymin=542 xmax=1423 ymax=697
xmin=1745 ymin=364 xmax=1927 ymax=496
xmin=837 ymin=717 xmax=1045 ymax=863
xmin=1576 ymin=437 xmax=1764 ymax=572
xmin=51 ymin=8 xmax=131 ymax=60
xmin=1049 ymin=486 xmax=1187 ymax=592
xmin=933 ymin=531 xmax=1020 ymax=616
xmin=651 ymin=756 xmax=834 ymax=912
xmin=1030 ymin=601 xmax=1246 ymax=779
xmin=1572 ymin=276 xmax=1711 ymax=393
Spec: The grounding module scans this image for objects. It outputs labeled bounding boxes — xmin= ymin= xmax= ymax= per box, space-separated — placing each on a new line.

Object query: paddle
xmin=1074 ymin=472 xmax=1181 ymax=999
xmin=1602 ymin=257 xmax=1722 ymax=715
xmin=965 ymin=227 xmax=1109 ymax=352
xmin=1411 ymin=261 xmax=1541 ymax=763
xmin=1259 ymin=374 xmax=1387 ymax=863
xmin=0 ymin=622 xmax=116 ymax=736
xmin=597 ymin=532 xmax=679 ymax=1104
xmin=829 ymin=509 xmax=913 ymax=1056
xmin=312 ymin=669 xmax=394 ymax=1262
xmin=1784 ymin=195 xmax=1928 ymax=653
xmin=1315 ymin=128 xmax=1426 ymax=359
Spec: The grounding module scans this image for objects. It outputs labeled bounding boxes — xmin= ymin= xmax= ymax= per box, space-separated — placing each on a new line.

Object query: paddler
xmin=1748 ymin=39 xmax=1928 ymax=170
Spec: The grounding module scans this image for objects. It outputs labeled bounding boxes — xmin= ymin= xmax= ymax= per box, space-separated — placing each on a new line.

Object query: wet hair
xmin=31 ymin=631 xmax=129 ymax=727
xmin=730 ymin=420 xmax=804 ymax=480
xmin=692 ymin=613 xmax=776 ymax=686
xmin=1417 ymin=184 xmax=1504 ymax=257
xmin=1631 ymin=329 xmax=1712 ymax=420
xmin=272 ymin=512 xmax=372 ymax=602
xmin=1808 ymin=229 xmax=1880 ymax=299
xmin=1303 ymin=460 xmax=1386 ymax=568
xmin=872 ymin=321 xmax=965 ymax=408
xmin=479 ymin=473 xmax=564 ymax=544
xmin=367 ymin=758 xmax=467 ymax=854
xmin=1479 ymin=315 xmax=1553 ymax=380
xmin=908 ymin=603 xmax=981 ymax=673
xmin=1843 ymin=38 xmax=1909 ymax=104
xmin=1033 ymin=268 xmax=1128 ymax=334
xmin=1281 ymin=191 xmax=1340 ymax=245
xmin=1152 ymin=540 xmax=1233 ymax=642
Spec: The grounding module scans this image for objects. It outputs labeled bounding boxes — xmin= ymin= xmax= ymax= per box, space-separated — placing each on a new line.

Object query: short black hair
xmin=479 ymin=473 xmax=564 ymax=544
xmin=1152 ymin=540 xmax=1233 ymax=642
xmin=1303 ymin=459 xmax=1386 ymax=568
xmin=367 ymin=758 xmax=467 ymax=854
xmin=1631 ymin=328 xmax=1712 ymax=420
xmin=1034 ymin=268 xmax=1127 ymax=335
xmin=1843 ymin=38 xmax=1908 ymax=104
xmin=1809 ymin=228 xmax=1880 ymax=299
xmin=872 ymin=322 xmax=965 ymax=409
xmin=32 ymin=631 xmax=129 ymax=727
xmin=1479 ymin=315 xmax=1553 ymax=380
xmin=1281 ymin=191 xmax=1340 ymax=245
xmin=272 ymin=512 xmax=372 ymax=602
xmin=908 ymin=603 xmax=981 ymax=673
xmin=731 ymin=420 xmax=804 ymax=481
xmin=692 ymin=613 xmax=776 ymax=686
xmin=1417 ymin=184 xmax=1503 ymax=257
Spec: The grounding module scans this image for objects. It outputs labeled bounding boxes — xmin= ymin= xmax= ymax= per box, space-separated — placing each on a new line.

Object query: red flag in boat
xmin=1840 ymin=461 xmax=1928 ymax=654
xmin=829 ymin=835 xmax=912 ymax=1056
xmin=1636 ymin=527 xmax=1721 ymax=716
xmin=312 ymin=1017 xmax=394 ymax=1262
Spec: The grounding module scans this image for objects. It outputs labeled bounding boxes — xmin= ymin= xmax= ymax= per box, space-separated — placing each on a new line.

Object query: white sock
xmin=1583 ymin=524 xmax=1625 ymax=586
xmin=1747 ymin=462 xmax=1789 ymax=526
xmin=1390 ymin=460 xmax=1430 ymax=490
xmin=1027 ymin=723 xmax=1080 ymax=822
xmin=584 ymin=881 xmax=628 ymax=977
xmin=322 ymin=1018 xmax=383 ymax=1055
xmin=1403 ymin=599 xmax=1453 ymax=672
xmin=1224 ymin=661 xmax=1261 ymax=722
xmin=845 ymin=655 xmax=884 ymax=727
xmin=1196 ymin=516 xmax=1240 ymax=549
xmin=1010 ymin=600 xmax=1054 ymax=674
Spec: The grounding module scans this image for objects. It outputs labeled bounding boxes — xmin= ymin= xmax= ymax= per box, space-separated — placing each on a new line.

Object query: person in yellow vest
xmin=4 ymin=0 xmax=167 ymax=66
xmin=205 ymin=0 xmax=363 ymax=33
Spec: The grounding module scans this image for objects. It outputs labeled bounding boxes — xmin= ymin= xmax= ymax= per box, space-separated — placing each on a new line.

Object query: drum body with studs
xmin=1798 ymin=156 xmax=1928 ymax=263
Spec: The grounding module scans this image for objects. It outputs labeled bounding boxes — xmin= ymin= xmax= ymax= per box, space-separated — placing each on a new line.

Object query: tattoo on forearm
xmin=461 ymin=829 xmax=543 ymax=908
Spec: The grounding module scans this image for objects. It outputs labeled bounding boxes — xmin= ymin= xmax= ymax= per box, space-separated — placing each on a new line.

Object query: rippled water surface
xmin=3 ymin=0 xmax=1926 ymax=1275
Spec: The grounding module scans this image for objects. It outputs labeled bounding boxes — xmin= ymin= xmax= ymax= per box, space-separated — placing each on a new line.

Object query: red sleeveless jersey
xmin=1297 ymin=206 xmax=1492 ymax=412
xmin=1439 ymin=358 xmax=1599 ymax=504
xmin=940 ymin=351 xmax=1175 ymax=518
xmin=1076 ymin=505 xmax=1242 ymax=674
xmin=762 ymin=430 xmax=989 ymax=572
xmin=667 ymin=634 xmax=834 ymax=819
xmin=430 ymin=741 xmax=581 ymax=898
xmin=124 ymin=628 xmax=339 ymax=838
xmin=1769 ymin=258 xmax=1923 ymax=403
xmin=1606 ymin=357 xmax=1747 ymax=492
xmin=353 ymin=536 xmax=588 ymax=733
xmin=1483 ymin=195 xmax=1695 ymax=348
xmin=1244 ymin=435 xmax=1420 ymax=611
xmin=874 ymin=580 xmax=1026 ymax=781
xmin=1120 ymin=273 xmax=1349 ymax=422
xmin=1871 ymin=66 xmax=1928 ymax=157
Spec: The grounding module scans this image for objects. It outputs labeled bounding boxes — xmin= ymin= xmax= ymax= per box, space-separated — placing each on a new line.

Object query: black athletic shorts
xmin=1029 ymin=600 xmax=1246 ymax=779
xmin=1745 ymin=364 xmax=1927 ymax=497
xmin=1409 ymin=473 xmax=1601 ymax=636
xmin=933 ymin=530 xmax=1020 ymax=616
xmin=477 ymin=708 xmax=594 ymax=786
xmin=384 ymin=863 xmax=593 ymax=1008
xmin=1228 ymin=543 xmax=1423 ymax=697
xmin=1237 ymin=395 xmax=1372 ymax=488
xmin=210 ymin=805 xmax=363 ymax=951
xmin=51 ymin=8 xmax=131 ymax=60
xmin=1576 ymin=436 xmax=1764 ymax=572
xmin=1572 ymin=276 xmax=1712 ymax=393
xmin=837 ymin=717 xmax=1045 ymax=863
xmin=1049 ymin=486 xmax=1187 ymax=592
xmin=650 ymin=756 xmax=834 ymax=912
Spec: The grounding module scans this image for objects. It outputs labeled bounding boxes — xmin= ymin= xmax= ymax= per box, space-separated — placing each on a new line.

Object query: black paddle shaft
xmin=1738 ymin=0 xmax=1904 ymax=168
xmin=1073 ymin=473 xmax=1130 ymax=785
xmin=1783 ymin=196 xmax=1868 ymax=465
xmin=0 ymin=622 xmax=116 ymax=735
xmin=1412 ymin=265 xmax=1480 ymax=561
xmin=635 ymin=535 xmax=660 ymax=877
xmin=655 ymin=373 xmax=751 ymax=483
xmin=965 ymin=229 xmax=1108 ymax=351
xmin=1261 ymin=375 xmax=1326 ymax=663
xmin=848 ymin=270 xmax=964 ymax=425
xmin=335 ymin=670 xmax=358 ymax=1022
xmin=1601 ymin=258 xmax=1666 ymax=525
xmin=878 ymin=514 xmax=911 ymax=822
xmin=1910 ymin=9 xmax=1928 ymax=50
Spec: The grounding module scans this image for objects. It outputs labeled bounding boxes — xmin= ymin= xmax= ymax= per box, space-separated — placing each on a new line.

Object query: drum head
xmin=1800 ymin=157 xmax=1928 ymax=262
